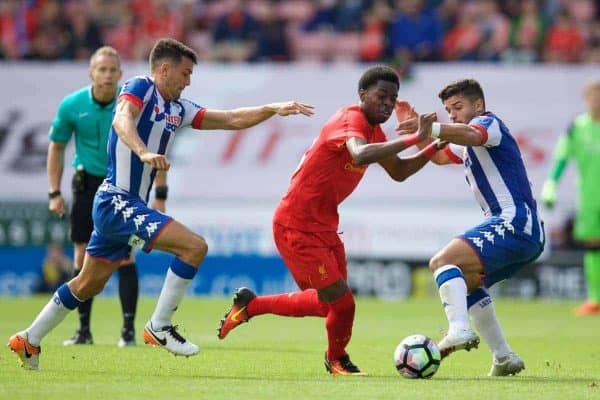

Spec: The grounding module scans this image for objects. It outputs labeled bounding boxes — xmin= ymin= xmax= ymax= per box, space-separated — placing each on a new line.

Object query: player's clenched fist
xmin=417 ymin=112 xmax=437 ymax=141
xmin=140 ymin=152 xmax=170 ymax=170
xmin=267 ymin=101 xmax=315 ymax=117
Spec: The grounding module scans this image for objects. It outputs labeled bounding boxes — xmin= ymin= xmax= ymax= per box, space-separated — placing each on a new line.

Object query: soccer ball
xmin=394 ymin=334 xmax=441 ymax=379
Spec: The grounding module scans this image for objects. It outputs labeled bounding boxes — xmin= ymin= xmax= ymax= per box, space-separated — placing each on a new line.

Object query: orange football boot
xmin=217 ymin=287 xmax=256 ymax=339
xmin=8 ymin=332 xmax=41 ymax=370
xmin=324 ymin=353 xmax=367 ymax=376
xmin=574 ymin=301 xmax=600 ymax=316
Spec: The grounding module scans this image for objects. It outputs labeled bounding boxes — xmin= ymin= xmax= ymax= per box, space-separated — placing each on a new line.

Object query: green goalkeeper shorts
xmin=574 ymin=207 xmax=600 ymax=240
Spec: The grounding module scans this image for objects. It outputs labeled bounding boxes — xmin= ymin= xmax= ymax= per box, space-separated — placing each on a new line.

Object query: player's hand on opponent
xmin=140 ymin=152 xmax=170 ymax=171
xmin=395 ymin=100 xmax=418 ymax=122
xmin=395 ymin=100 xmax=418 ymax=134
xmin=49 ymin=195 xmax=65 ymax=218
xmin=267 ymin=101 xmax=315 ymax=117
xmin=434 ymin=140 xmax=448 ymax=150
xmin=416 ymin=112 xmax=437 ymax=141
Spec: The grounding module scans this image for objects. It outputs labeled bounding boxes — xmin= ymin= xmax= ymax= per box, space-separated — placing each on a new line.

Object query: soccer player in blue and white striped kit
xmin=398 ymin=79 xmax=545 ymax=376
xmin=8 ymin=38 xmax=314 ymax=370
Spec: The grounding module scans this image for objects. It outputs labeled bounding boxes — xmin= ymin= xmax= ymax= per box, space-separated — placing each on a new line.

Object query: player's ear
xmin=160 ymin=62 xmax=169 ymax=78
xmin=358 ymin=88 xmax=366 ymax=102
xmin=475 ymin=98 xmax=484 ymax=114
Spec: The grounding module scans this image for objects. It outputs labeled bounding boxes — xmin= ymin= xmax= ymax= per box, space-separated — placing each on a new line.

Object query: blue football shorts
xmin=86 ymin=182 xmax=173 ymax=262
xmin=459 ymin=216 xmax=544 ymax=287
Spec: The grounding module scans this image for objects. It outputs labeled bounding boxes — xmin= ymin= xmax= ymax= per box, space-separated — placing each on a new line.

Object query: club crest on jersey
xmin=344 ymin=161 xmax=367 ymax=174
xmin=317 ymin=263 xmax=328 ymax=280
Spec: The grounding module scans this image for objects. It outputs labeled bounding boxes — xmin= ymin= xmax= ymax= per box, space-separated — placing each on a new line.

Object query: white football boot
xmin=438 ymin=328 xmax=480 ymax=359
xmin=143 ymin=321 xmax=199 ymax=357
xmin=489 ymin=352 xmax=525 ymax=376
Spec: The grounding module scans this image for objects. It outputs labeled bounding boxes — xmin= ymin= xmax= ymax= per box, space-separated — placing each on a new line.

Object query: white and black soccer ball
xmin=394 ymin=334 xmax=441 ymax=379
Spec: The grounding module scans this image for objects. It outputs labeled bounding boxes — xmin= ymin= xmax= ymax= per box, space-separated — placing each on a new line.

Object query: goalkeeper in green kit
xmin=541 ymin=80 xmax=600 ymax=316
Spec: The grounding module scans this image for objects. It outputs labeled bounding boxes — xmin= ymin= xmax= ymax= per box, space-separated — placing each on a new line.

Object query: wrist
xmin=155 ymin=185 xmax=168 ymax=200
xmin=422 ymin=142 xmax=438 ymax=159
xmin=136 ymin=146 xmax=148 ymax=158
xmin=264 ymin=104 xmax=277 ymax=115
xmin=48 ymin=190 xmax=61 ymax=199
xmin=431 ymin=122 xmax=441 ymax=138
xmin=399 ymin=133 xmax=421 ymax=148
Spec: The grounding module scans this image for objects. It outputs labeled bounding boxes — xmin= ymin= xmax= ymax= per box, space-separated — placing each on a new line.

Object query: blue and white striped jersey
xmin=106 ymin=76 xmax=205 ymax=202
xmin=444 ymin=112 xmax=541 ymax=238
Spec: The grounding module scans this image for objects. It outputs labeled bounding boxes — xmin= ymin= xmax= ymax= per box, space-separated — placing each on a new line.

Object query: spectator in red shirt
xmin=544 ymin=10 xmax=586 ymax=62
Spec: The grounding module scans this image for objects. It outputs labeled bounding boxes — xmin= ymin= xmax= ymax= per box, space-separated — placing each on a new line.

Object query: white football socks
xmin=151 ymin=268 xmax=192 ymax=329
xmin=468 ymin=293 xmax=511 ymax=359
xmin=434 ymin=265 xmax=470 ymax=333
xmin=27 ymin=287 xmax=82 ymax=346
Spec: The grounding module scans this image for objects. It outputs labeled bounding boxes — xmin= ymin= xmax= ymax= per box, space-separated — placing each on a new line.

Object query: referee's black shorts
xmin=70 ymin=170 xmax=105 ymax=243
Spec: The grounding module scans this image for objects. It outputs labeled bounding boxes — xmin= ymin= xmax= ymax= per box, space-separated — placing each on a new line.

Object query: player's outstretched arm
xmin=113 ymin=98 xmax=170 ymax=170
xmin=346 ymin=112 xmax=436 ymax=165
xmin=377 ymin=140 xmax=446 ymax=181
xmin=430 ymin=122 xmax=484 ymax=146
xmin=394 ymin=103 xmax=454 ymax=166
xmin=199 ymin=101 xmax=314 ymax=131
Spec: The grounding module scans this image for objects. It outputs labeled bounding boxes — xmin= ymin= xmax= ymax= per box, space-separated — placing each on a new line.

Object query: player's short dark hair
xmin=149 ymin=38 xmax=198 ymax=71
xmin=438 ymin=79 xmax=485 ymax=106
xmin=358 ymin=65 xmax=399 ymax=91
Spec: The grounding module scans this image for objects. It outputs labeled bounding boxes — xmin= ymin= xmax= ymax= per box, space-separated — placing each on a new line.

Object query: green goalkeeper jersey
xmin=548 ymin=113 xmax=600 ymax=238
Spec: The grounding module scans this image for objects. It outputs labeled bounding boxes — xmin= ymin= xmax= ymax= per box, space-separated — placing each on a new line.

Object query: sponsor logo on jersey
xmin=128 ymin=234 xmax=146 ymax=248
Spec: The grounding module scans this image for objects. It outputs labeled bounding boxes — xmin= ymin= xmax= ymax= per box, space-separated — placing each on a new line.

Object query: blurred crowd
xmin=1 ymin=0 xmax=600 ymax=65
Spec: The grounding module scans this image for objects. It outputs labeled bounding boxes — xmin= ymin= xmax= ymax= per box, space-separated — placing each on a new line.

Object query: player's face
xmin=584 ymin=85 xmax=600 ymax=112
xmin=442 ymin=94 xmax=483 ymax=124
xmin=164 ymin=57 xmax=194 ymax=100
xmin=359 ymin=80 xmax=398 ymax=125
xmin=89 ymin=55 xmax=122 ymax=93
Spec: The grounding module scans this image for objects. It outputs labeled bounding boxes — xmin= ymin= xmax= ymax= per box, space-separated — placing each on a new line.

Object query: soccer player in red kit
xmin=217 ymin=65 xmax=442 ymax=375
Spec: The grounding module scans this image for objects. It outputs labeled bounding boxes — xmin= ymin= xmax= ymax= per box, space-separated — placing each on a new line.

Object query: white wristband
xmin=431 ymin=122 xmax=441 ymax=138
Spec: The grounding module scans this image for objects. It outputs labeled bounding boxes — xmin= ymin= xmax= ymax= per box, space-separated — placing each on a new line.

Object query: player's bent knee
xmin=317 ymin=279 xmax=349 ymax=303
xmin=428 ymin=253 xmax=447 ymax=272
xmin=179 ymin=234 xmax=208 ymax=266
xmin=69 ymin=278 xmax=103 ymax=301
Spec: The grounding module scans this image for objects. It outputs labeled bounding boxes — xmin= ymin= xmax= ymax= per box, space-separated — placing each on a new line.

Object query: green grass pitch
xmin=1 ymin=296 xmax=599 ymax=400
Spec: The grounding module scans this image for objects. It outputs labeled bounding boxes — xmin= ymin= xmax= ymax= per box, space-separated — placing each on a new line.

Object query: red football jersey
xmin=274 ymin=105 xmax=387 ymax=232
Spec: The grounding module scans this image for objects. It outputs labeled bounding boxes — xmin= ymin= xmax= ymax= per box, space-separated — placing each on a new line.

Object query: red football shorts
xmin=273 ymin=222 xmax=347 ymax=290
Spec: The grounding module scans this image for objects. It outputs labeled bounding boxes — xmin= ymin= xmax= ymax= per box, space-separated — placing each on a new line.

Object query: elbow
xmin=113 ymin=118 xmax=127 ymax=137
xmin=354 ymin=156 xmax=369 ymax=166
xmin=228 ymin=118 xmax=246 ymax=130
xmin=351 ymin=151 xmax=371 ymax=166
xmin=391 ymin=172 xmax=407 ymax=182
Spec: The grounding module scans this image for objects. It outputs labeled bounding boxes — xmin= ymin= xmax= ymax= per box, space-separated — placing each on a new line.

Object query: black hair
xmin=438 ymin=78 xmax=485 ymax=107
xmin=149 ymin=38 xmax=198 ymax=71
xmin=358 ymin=65 xmax=399 ymax=91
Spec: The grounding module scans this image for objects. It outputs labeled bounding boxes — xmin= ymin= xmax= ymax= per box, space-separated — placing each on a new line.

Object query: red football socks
xmin=247 ymin=289 xmax=329 ymax=317
xmin=325 ymin=290 xmax=355 ymax=361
